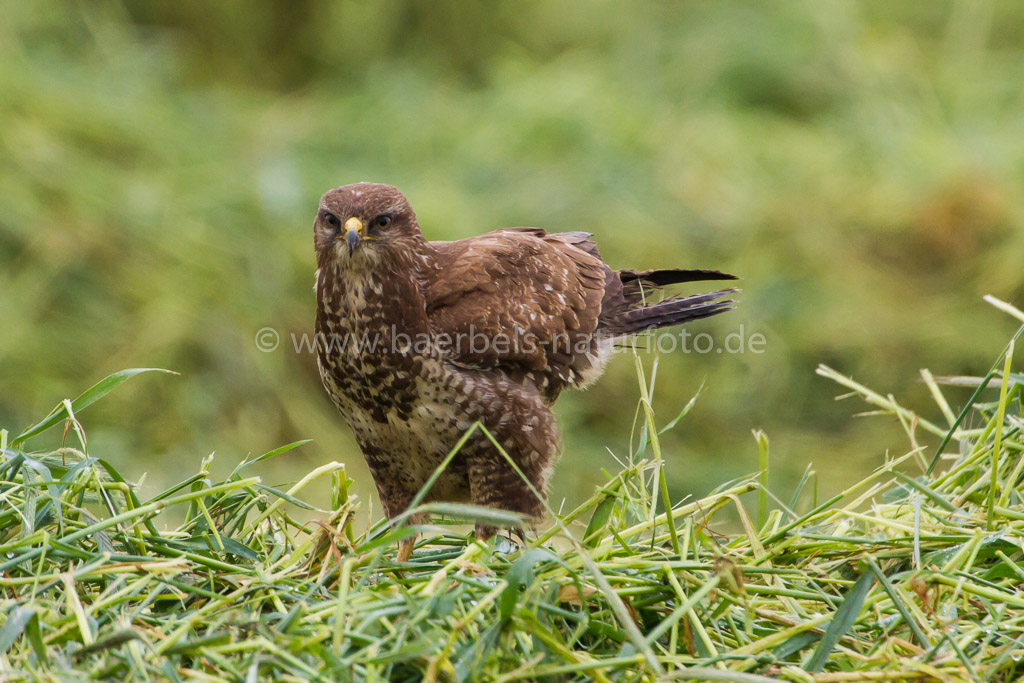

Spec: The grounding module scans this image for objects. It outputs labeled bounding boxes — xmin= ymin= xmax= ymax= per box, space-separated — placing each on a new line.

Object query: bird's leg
xmin=364 ymin=454 xmax=422 ymax=564
xmin=391 ymin=513 xmax=426 ymax=563
xmin=464 ymin=403 xmax=555 ymax=551
xmin=396 ymin=536 xmax=416 ymax=563
xmin=467 ymin=451 xmax=545 ymax=548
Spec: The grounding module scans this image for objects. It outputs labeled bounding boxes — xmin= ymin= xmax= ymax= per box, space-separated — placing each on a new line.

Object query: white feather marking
xmin=575 ymin=337 xmax=615 ymax=389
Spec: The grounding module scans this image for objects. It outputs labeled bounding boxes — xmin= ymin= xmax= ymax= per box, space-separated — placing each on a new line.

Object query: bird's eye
xmin=375 ymin=215 xmax=392 ymax=229
xmin=325 ymin=213 xmax=340 ymax=229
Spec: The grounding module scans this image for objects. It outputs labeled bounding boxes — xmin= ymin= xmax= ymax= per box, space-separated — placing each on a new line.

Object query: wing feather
xmin=425 ymin=228 xmax=607 ymax=397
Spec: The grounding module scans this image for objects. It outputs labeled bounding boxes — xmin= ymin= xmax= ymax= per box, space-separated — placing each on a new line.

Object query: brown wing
xmin=424 ymin=228 xmax=608 ymax=398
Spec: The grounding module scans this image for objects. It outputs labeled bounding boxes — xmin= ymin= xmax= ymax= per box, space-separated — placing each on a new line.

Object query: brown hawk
xmin=313 ymin=183 xmax=736 ymax=560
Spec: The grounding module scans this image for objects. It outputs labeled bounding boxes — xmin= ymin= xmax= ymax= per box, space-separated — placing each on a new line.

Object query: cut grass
xmin=3 ymin=317 xmax=1024 ymax=681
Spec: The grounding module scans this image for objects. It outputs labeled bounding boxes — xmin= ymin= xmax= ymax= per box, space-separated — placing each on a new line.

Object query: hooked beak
xmin=342 ymin=217 xmax=363 ymax=255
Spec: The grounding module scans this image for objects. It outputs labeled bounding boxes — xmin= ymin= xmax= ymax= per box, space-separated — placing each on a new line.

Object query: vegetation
xmin=3 ymin=1 xmax=1024 ymax=509
xmin=4 ymin=3 xmax=1024 ymax=679
xmin=3 ymin=300 xmax=1023 ymax=681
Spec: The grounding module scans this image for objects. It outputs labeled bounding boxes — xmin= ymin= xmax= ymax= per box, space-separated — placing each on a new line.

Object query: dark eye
xmin=375 ymin=215 xmax=392 ymax=229
xmin=324 ymin=213 xmax=340 ymax=229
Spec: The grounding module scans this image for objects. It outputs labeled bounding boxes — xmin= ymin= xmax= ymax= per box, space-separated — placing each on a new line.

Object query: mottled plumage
xmin=312 ymin=183 xmax=736 ymax=557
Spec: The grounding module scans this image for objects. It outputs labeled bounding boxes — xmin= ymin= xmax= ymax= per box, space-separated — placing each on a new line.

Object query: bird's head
xmin=313 ymin=183 xmax=422 ymax=269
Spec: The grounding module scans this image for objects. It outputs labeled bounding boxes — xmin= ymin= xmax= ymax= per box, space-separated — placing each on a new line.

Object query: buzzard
xmin=313 ymin=183 xmax=737 ymax=560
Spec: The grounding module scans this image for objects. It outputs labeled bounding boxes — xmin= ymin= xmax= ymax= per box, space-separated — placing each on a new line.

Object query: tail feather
xmin=606 ymin=288 xmax=738 ymax=336
xmin=619 ymin=268 xmax=738 ymax=288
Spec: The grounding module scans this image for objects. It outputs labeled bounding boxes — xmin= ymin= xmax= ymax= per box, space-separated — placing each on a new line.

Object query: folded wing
xmin=425 ymin=228 xmax=607 ymax=398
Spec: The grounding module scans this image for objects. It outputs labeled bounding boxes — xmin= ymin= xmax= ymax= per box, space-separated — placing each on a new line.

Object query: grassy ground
xmin=2 ymin=300 xmax=1023 ymax=681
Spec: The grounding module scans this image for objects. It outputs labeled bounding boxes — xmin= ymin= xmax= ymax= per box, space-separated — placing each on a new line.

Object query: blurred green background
xmin=3 ymin=1 xmax=1022 ymax=519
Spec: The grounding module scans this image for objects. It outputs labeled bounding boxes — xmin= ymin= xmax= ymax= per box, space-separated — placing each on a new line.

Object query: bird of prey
xmin=313 ymin=183 xmax=737 ymax=560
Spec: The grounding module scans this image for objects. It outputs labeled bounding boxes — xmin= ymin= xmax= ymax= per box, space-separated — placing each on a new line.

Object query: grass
xmin=5 ymin=1 xmax=1024 ymax=503
xmin=2 ymin=301 xmax=1024 ymax=681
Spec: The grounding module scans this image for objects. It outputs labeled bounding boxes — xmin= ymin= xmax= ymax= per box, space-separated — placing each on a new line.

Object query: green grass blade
xmin=12 ymin=368 xmax=176 ymax=448
xmin=0 ymin=607 xmax=39 ymax=656
xmin=805 ymin=565 xmax=873 ymax=672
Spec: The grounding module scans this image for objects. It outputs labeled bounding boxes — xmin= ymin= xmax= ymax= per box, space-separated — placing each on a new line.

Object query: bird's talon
xmin=493 ymin=533 xmax=519 ymax=555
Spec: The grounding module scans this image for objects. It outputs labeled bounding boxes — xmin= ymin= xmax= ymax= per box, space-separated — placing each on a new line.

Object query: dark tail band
xmin=606 ymin=288 xmax=738 ymax=336
xmin=619 ymin=268 xmax=738 ymax=288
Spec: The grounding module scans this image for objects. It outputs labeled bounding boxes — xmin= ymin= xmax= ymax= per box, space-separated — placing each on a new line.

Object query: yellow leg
xmin=396 ymin=536 xmax=416 ymax=563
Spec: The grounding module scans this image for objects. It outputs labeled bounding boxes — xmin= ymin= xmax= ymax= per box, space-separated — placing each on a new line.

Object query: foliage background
xmin=2 ymin=0 xmax=1022 ymax=517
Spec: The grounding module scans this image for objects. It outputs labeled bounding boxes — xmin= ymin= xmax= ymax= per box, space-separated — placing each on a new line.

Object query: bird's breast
xmin=315 ymin=271 xmax=447 ymax=425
